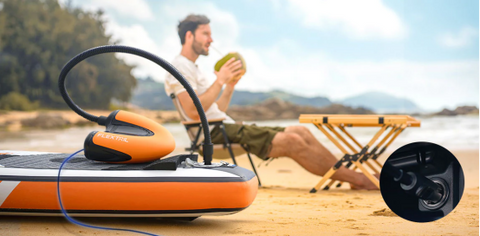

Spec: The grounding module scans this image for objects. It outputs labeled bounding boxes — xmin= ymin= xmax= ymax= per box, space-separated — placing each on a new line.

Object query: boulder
xmin=21 ymin=113 xmax=71 ymax=129
xmin=454 ymin=106 xmax=479 ymax=115
xmin=433 ymin=106 xmax=479 ymax=116
xmin=435 ymin=109 xmax=457 ymax=116
xmin=227 ymin=98 xmax=375 ymax=121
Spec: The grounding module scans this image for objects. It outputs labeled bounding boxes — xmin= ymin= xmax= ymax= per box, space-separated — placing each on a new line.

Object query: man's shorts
xmin=210 ymin=123 xmax=285 ymax=160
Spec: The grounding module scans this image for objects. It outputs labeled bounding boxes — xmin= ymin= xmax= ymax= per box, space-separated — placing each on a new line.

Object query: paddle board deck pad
xmin=0 ymin=151 xmax=258 ymax=218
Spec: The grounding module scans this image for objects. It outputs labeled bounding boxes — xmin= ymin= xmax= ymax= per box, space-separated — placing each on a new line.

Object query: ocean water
xmin=0 ymin=115 xmax=478 ymax=153
xmin=252 ymin=115 xmax=479 ymax=153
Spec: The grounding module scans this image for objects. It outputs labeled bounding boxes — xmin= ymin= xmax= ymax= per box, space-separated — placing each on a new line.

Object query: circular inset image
xmin=380 ymin=142 xmax=464 ymax=222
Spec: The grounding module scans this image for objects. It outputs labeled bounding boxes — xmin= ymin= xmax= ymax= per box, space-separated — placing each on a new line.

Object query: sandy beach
xmin=0 ymin=149 xmax=477 ymax=236
xmin=0 ymin=111 xmax=478 ymax=235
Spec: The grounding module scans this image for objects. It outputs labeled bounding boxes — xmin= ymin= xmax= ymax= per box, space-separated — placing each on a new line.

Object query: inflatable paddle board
xmin=0 ymin=151 xmax=258 ymax=218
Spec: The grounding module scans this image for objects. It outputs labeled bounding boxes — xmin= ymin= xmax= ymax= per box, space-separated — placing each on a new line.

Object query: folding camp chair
xmin=170 ymin=93 xmax=262 ymax=186
xmin=299 ymin=114 xmax=421 ymax=193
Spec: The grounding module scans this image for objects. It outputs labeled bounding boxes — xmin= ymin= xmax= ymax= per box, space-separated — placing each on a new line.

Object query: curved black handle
xmin=58 ymin=45 xmax=213 ymax=165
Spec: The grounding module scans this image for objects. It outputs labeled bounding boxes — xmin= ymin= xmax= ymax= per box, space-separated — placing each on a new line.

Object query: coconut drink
xmin=214 ymin=52 xmax=246 ymax=82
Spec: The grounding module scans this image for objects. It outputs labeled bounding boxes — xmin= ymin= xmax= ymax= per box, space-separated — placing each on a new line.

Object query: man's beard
xmin=192 ymin=38 xmax=209 ymax=56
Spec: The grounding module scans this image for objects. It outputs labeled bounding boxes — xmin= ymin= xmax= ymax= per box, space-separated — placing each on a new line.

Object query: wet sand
xmin=0 ymin=150 xmax=477 ymax=236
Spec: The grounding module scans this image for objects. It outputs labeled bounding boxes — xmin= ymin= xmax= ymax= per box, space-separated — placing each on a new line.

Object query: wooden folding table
xmin=299 ymin=114 xmax=421 ymax=193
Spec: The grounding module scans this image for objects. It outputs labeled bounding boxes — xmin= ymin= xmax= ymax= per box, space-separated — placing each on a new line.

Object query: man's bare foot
xmin=350 ymin=174 xmax=379 ymax=190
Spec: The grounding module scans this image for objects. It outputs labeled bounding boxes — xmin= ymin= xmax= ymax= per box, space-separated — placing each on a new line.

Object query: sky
xmin=61 ymin=0 xmax=479 ymax=111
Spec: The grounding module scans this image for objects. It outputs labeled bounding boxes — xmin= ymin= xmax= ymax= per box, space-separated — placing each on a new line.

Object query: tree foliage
xmin=0 ymin=0 xmax=136 ymax=109
xmin=0 ymin=92 xmax=39 ymax=110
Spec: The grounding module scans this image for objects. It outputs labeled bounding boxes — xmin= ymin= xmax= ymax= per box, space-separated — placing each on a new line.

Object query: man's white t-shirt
xmin=164 ymin=55 xmax=234 ymax=122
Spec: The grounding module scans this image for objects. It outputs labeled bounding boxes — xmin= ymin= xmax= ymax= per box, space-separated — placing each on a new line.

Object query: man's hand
xmin=226 ymin=69 xmax=245 ymax=88
xmin=214 ymin=58 xmax=244 ymax=86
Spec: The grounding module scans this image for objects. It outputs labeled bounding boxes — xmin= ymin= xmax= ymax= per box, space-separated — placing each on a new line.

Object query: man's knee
xmin=296 ymin=125 xmax=310 ymax=134
xmin=286 ymin=132 xmax=305 ymax=144
xmin=286 ymin=125 xmax=311 ymax=135
xmin=272 ymin=132 xmax=307 ymax=154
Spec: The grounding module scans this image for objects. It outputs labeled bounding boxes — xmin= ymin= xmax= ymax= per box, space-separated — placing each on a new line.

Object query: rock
xmin=74 ymin=120 xmax=95 ymax=127
xmin=279 ymin=110 xmax=299 ymax=120
xmin=433 ymin=106 xmax=479 ymax=116
xmin=262 ymin=98 xmax=290 ymax=111
xmin=227 ymin=98 xmax=375 ymax=121
xmin=435 ymin=108 xmax=457 ymax=116
xmin=454 ymin=106 xmax=479 ymax=115
xmin=21 ymin=113 xmax=71 ymax=129
xmin=163 ymin=116 xmax=181 ymax=123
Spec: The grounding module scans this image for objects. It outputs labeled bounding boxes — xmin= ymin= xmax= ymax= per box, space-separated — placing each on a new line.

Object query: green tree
xmin=0 ymin=0 xmax=136 ymax=109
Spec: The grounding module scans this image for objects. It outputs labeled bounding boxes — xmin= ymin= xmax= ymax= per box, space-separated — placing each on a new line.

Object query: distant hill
xmin=130 ymin=78 xmax=332 ymax=110
xmin=130 ymin=77 xmax=175 ymax=110
xmin=340 ymin=91 xmax=422 ymax=113
xmin=231 ymin=90 xmax=331 ymax=107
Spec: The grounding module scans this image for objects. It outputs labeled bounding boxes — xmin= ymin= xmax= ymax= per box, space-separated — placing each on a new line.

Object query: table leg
xmin=311 ymin=123 xmax=398 ymax=191
xmin=364 ymin=160 xmax=380 ymax=175
xmin=352 ymin=160 xmax=379 ymax=188
xmin=311 ymin=168 xmax=338 ymax=193
xmin=373 ymin=159 xmax=383 ymax=168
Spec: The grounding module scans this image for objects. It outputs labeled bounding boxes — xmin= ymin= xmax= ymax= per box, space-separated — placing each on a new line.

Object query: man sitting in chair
xmin=165 ymin=14 xmax=377 ymax=190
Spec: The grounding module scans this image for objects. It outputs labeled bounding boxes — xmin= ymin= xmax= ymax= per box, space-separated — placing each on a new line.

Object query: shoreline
xmin=0 ymin=110 xmax=181 ymax=131
xmin=0 ymin=109 xmax=478 ymax=132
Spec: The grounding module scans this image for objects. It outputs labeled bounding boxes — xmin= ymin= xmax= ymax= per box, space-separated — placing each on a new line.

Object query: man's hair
xmin=177 ymin=14 xmax=210 ymax=45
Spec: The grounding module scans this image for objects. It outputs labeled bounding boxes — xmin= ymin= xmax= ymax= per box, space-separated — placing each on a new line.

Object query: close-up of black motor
xmin=380 ymin=142 xmax=464 ymax=222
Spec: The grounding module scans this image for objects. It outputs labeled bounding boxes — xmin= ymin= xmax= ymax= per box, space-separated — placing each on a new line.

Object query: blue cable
xmin=57 ymin=149 xmax=159 ymax=236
